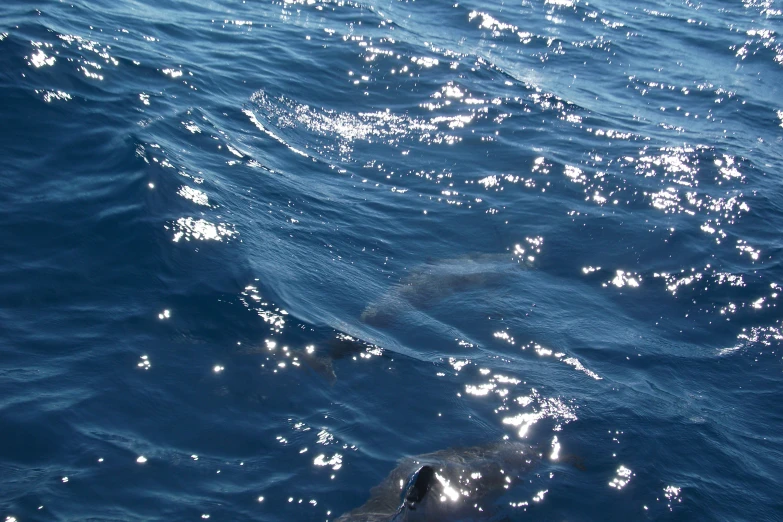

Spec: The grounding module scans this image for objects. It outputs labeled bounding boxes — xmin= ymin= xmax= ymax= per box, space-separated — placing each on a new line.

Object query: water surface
xmin=1 ymin=0 xmax=782 ymax=520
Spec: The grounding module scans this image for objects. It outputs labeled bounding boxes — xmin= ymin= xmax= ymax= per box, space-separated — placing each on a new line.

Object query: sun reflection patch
xmin=603 ymin=270 xmax=642 ymax=289
xmin=177 ymin=186 xmax=211 ymax=207
xmin=502 ymin=412 xmax=543 ymax=438
xmin=608 ymin=465 xmax=633 ymax=489
xmin=468 ymin=11 xmax=518 ymax=35
xmin=239 ymin=286 xmax=286 ymax=332
xmin=449 ymin=358 xmax=471 ymax=372
xmin=29 ymin=49 xmax=56 ymax=68
xmin=170 ymin=217 xmax=237 ymax=242
xmin=494 ymin=330 xmax=515 ymax=344
xmin=137 ymin=355 xmax=151 ymax=370
xmin=313 ymin=453 xmax=342 ymax=470
xmin=248 ymin=90 xmax=464 ymax=161
xmin=732 ymin=323 xmax=783 ymax=350
xmin=550 ymin=436 xmax=560 ymax=460
xmin=523 ymin=341 xmax=602 ymax=380
xmin=35 ymin=90 xmax=71 ymax=102
xmin=663 ymin=485 xmax=682 ymax=510
xmin=502 ymin=391 xmax=577 ymax=437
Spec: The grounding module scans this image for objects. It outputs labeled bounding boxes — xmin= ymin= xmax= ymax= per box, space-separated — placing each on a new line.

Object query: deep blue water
xmin=1 ymin=0 xmax=782 ymax=520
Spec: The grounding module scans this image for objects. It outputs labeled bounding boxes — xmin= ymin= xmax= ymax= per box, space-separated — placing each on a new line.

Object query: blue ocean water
xmin=1 ymin=0 xmax=782 ymax=520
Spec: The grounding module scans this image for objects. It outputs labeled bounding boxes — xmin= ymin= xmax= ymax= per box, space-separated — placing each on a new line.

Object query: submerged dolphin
xmin=292 ymin=332 xmax=381 ymax=384
xmin=243 ymin=324 xmax=382 ymax=384
xmin=361 ymin=253 xmax=528 ymax=327
xmin=336 ymin=441 xmax=540 ymax=521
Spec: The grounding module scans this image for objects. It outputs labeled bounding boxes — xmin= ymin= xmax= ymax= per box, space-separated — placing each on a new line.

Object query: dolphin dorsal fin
xmin=404 ymin=465 xmax=435 ymax=509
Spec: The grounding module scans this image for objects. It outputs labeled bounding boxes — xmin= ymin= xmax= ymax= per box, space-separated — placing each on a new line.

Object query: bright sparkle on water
xmin=4 ymin=0 xmax=782 ymax=519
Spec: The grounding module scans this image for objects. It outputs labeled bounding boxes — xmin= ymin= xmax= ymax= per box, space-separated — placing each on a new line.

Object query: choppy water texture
xmin=1 ymin=0 xmax=782 ymax=520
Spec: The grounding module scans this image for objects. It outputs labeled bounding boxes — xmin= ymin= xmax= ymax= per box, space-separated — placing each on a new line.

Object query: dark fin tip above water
xmin=405 ymin=465 xmax=435 ymax=508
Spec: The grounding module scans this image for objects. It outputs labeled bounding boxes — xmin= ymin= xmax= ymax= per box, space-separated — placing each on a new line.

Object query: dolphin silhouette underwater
xmin=291 ymin=331 xmax=381 ymax=384
xmin=336 ymin=441 xmax=541 ymax=521
xmin=360 ymin=253 xmax=529 ymax=327
xmin=248 ymin=323 xmax=382 ymax=384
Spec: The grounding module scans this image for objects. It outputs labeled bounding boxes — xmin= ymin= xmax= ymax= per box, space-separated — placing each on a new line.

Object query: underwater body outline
xmin=360 ymin=252 xmax=532 ymax=327
xmin=336 ymin=440 xmax=543 ymax=522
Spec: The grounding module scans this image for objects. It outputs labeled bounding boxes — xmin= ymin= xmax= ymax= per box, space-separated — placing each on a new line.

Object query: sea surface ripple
xmin=1 ymin=0 xmax=782 ymax=520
